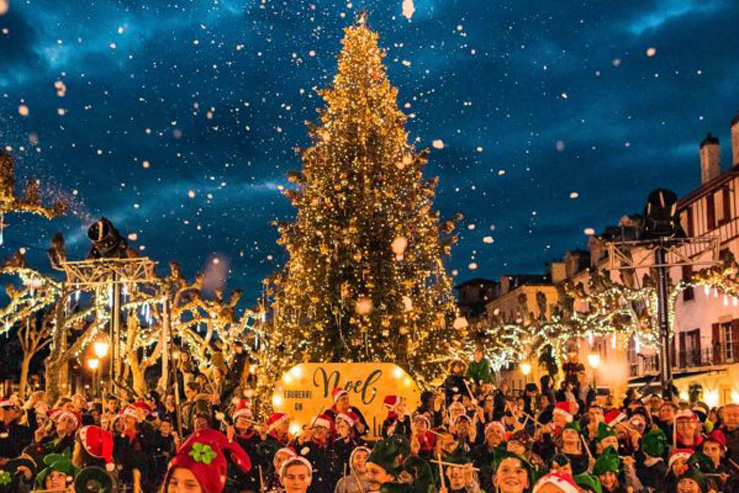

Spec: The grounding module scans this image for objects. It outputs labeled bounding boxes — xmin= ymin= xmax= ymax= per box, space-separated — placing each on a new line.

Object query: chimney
xmin=550 ymin=262 xmax=566 ymax=284
xmin=699 ymin=133 xmax=721 ymax=184
xmin=732 ymin=113 xmax=739 ymax=166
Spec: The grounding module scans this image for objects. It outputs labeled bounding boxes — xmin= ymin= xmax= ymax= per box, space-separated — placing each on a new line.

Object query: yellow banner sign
xmin=272 ymin=363 xmax=420 ymax=440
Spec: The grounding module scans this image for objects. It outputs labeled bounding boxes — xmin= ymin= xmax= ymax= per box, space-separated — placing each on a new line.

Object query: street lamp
xmin=87 ymin=358 xmax=100 ymax=398
xmin=587 ymin=353 xmax=600 ymax=391
xmin=520 ymin=362 xmax=532 ymax=390
xmin=93 ymin=341 xmax=109 ymax=358
xmin=92 ymin=341 xmax=109 ymax=398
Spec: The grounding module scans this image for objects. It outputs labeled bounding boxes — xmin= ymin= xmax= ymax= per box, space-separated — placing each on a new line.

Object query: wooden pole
xmin=581 ymin=435 xmax=593 ymax=460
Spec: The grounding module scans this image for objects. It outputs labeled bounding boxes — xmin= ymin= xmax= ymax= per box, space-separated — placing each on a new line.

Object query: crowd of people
xmin=0 ymin=347 xmax=738 ymax=492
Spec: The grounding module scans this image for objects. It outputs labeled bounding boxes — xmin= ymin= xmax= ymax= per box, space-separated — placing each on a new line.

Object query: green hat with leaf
xmin=574 ymin=473 xmax=602 ymax=493
xmin=36 ymin=452 xmax=78 ymax=487
xmin=640 ymin=428 xmax=667 ymax=458
xmin=592 ymin=447 xmax=620 ymax=476
xmin=368 ymin=434 xmax=411 ymax=476
xmin=563 ymin=420 xmax=581 ymax=433
xmin=688 ymin=451 xmax=715 ymax=475
xmin=596 ymin=422 xmax=616 ymax=442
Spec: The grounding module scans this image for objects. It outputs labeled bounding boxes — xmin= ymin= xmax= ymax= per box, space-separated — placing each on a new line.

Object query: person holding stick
xmin=332 ymin=413 xmax=366 ymax=479
xmin=226 ymin=399 xmax=263 ymax=493
xmin=297 ymin=414 xmax=337 ymax=493
xmin=325 ymin=389 xmax=369 ymax=438
xmin=556 ymin=422 xmax=588 ymax=475
xmin=443 ymin=360 xmax=471 ymax=407
xmin=471 ymin=421 xmax=506 ymax=489
xmin=675 ymin=410 xmax=703 ymax=451
xmin=365 ymin=434 xmax=410 ymax=493
xmin=334 ymin=446 xmax=371 ymax=493
xmin=635 ymin=428 xmax=667 ymax=491
xmin=718 ymin=403 xmax=739 ymax=466
xmin=439 ymin=449 xmax=481 ymax=493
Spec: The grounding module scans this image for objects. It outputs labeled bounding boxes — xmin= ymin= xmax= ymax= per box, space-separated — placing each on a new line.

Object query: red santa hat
xmin=447 ymin=402 xmax=466 ymax=417
xmin=165 ymin=429 xmax=251 ymax=493
xmin=119 ymin=406 xmax=138 ymax=420
xmin=532 ymin=472 xmax=580 ymax=493
xmin=335 ymin=412 xmax=355 ymax=428
xmin=668 ymin=448 xmax=694 ymax=469
xmin=605 ymin=409 xmax=627 ymax=426
xmin=232 ymin=399 xmax=253 ymax=421
xmin=78 ymin=425 xmax=115 ymax=472
xmin=383 ymin=395 xmax=401 ymax=411
xmin=50 ymin=409 xmax=81 ymax=429
xmin=675 ymin=409 xmax=697 ymax=421
xmin=413 ymin=414 xmax=431 ymax=428
xmin=132 ymin=401 xmax=153 ymax=415
xmin=311 ymin=414 xmax=333 ymax=430
xmin=266 ymin=413 xmax=290 ymax=431
xmin=484 ymin=421 xmax=506 ymax=435
xmin=279 ymin=456 xmax=313 ymax=478
xmin=275 ymin=447 xmax=298 ymax=459
xmin=0 ymin=398 xmax=19 ymax=410
xmin=451 ymin=414 xmax=472 ymax=427
xmin=553 ymin=402 xmax=574 ymax=423
xmin=704 ymin=429 xmax=727 ymax=450
xmin=332 ymin=387 xmax=349 ymax=404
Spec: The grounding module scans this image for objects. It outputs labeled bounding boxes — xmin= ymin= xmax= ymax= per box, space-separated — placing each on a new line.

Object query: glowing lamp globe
xmin=93 ymin=341 xmax=109 ymax=358
xmin=587 ymin=354 xmax=601 ymax=369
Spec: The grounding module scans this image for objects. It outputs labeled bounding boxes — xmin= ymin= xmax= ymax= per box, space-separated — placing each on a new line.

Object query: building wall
xmin=485 ymin=285 xmax=559 ymax=325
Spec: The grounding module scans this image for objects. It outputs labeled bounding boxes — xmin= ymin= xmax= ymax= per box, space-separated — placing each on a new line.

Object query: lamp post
xmin=92 ymin=341 xmax=109 ymax=398
xmin=520 ymin=362 xmax=532 ymax=390
xmin=87 ymin=358 xmax=100 ymax=398
xmin=587 ymin=353 xmax=600 ymax=391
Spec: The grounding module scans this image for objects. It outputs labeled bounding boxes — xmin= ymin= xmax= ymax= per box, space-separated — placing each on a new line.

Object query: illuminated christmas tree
xmin=267 ymin=14 xmax=462 ymax=382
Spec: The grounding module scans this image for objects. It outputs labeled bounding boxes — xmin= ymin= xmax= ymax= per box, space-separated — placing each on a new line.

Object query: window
xmin=723 ymin=187 xmax=732 ymax=224
xmin=682 ymin=265 xmax=694 ymax=301
xmin=725 ymin=323 xmax=736 ymax=361
xmin=686 ymin=329 xmax=701 ymax=366
xmin=707 ymin=193 xmax=716 ymax=230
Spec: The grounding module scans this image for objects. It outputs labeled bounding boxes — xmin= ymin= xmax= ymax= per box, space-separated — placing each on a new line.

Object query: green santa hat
xmin=688 ymin=451 xmax=716 ymax=475
xmin=574 ymin=473 xmax=602 ymax=493
xmin=493 ymin=450 xmax=537 ymax=488
xmin=444 ymin=447 xmax=472 ymax=466
xmin=678 ymin=466 xmax=707 ymax=491
xmin=592 ymin=447 xmax=620 ymax=477
xmin=36 ymin=452 xmax=78 ymax=487
xmin=368 ymin=434 xmax=411 ymax=476
xmin=563 ymin=421 xmax=581 ymax=433
xmin=640 ymin=428 xmax=667 ymax=458
xmin=596 ymin=422 xmax=616 ymax=442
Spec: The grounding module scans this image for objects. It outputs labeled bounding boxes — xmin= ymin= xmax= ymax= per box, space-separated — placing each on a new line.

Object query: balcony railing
xmin=629 ymin=341 xmax=739 ymax=377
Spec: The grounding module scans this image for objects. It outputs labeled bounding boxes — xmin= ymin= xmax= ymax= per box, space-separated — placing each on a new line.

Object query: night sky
xmin=1 ymin=0 xmax=738 ymax=304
